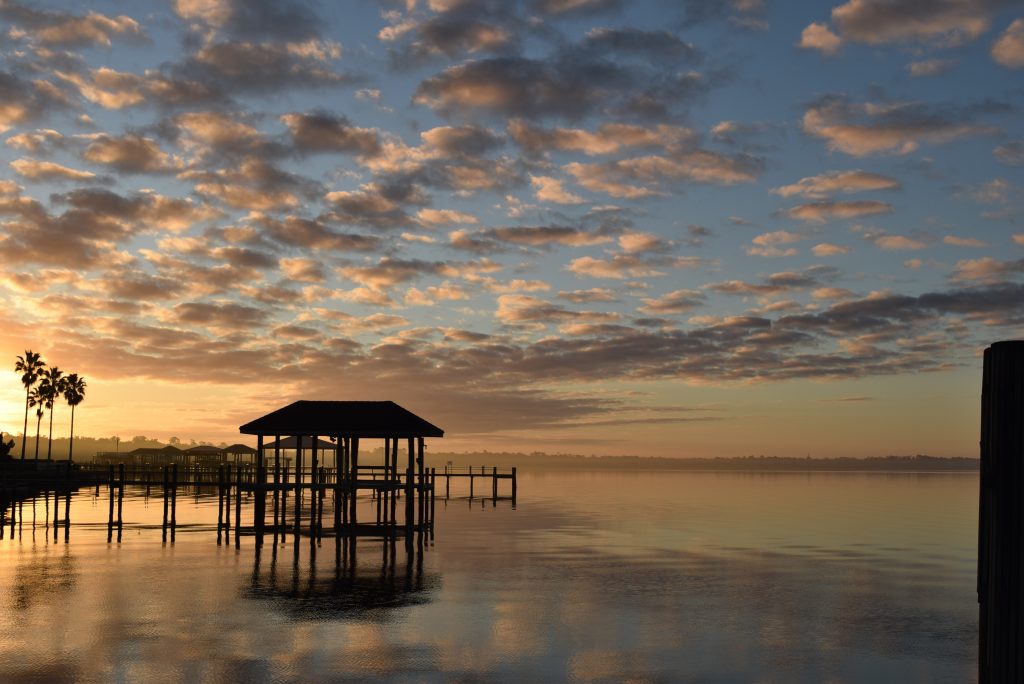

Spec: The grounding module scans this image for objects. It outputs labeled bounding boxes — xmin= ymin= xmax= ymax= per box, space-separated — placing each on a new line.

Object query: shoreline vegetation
xmin=0 ymin=434 xmax=978 ymax=471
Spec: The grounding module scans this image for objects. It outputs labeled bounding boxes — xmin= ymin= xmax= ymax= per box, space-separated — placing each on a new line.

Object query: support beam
xmin=979 ymin=340 xmax=1024 ymax=683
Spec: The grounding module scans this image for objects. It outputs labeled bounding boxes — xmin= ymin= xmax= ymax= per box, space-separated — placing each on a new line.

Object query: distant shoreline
xmin=424 ymin=452 xmax=980 ymax=472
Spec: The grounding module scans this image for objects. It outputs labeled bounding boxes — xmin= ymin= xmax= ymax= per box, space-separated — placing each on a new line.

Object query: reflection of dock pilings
xmin=245 ymin=531 xmax=437 ymax=618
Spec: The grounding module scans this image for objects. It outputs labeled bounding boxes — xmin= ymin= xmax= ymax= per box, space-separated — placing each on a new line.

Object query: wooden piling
xmin=235 ymin=461 xmax=242 ymax=548
xmin=492 ymin=466 xmax=498 ymax=505
xmin=117 ymin=463 xmax=125 ymax=540
xmin=979 ymin=340 xmax=1024 ymax=683
xmin=170 ymin=463 xmax=177 ymax=542
xmin=294 ymin=435 xmax=303 ymax=538
xmin=469 ymin=466 xmax=474 ymax=499
xmin=512 ymin=467 xmax=517 ymax=504
xmin=107 ymin=465 xmax=115 ymax=543
xmin=162 ymin=465 xmax=169 ymax=542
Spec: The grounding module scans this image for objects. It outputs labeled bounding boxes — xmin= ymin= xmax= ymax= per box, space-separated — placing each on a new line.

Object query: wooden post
xmin=273 ymin=436 xmax=281 ymax=535
xmin=417 ymin=438 xmax=425 ymax=529
xmin=492 ymin=466 xmax=498 ymax=504
xmin=430 ymin=468 xmax=436 ymax=529
xmin=281 ymin=465 xmax=289 ymax=530
xmin=311 ymin=435 xmax=319 ymax=538
xmin=445 ymin=465 xmax=450 ymax=500
xmin=117 ymin=463 xmax=125 ymax=537
xmin=235 ymin=460 xmax=242 ymax=549
xmin=512 ymin=467 xmax=517 ymax=504
xmin=469 ymin=466 xmax=474 ymax=499
xmin=405 ymin=438 xmax=414 ymax=534
xmin=979 ymin=340 xmax=1024 ymax=683
xmin=217 ymin=465 xmax=224 ymax=544
xmin=170 ymin=463 xmax=178 ymax=542
xmin=107 ymin=464 xmax=115 ymax=543
xmin=350 ymin=437 xmax=359 ymax=530
xmin=294 ymin=435 xmax=303 ymax=537
xmin=256 ymin=434 xmax=265 ymax=545
xmin=162 ymin=465 xmax=169 ymax=542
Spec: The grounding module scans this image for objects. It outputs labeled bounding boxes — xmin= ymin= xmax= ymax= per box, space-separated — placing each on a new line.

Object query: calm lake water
xmin=0 ymin=470 xmax=978 ymax=683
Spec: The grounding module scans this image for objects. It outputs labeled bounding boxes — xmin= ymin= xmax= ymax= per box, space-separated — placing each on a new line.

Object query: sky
xmin=0 ymin=0 xmax=1021 ymax=458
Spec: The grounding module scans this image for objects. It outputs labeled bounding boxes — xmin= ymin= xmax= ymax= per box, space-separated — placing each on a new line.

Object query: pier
xmin=0 ymin=400 xmax=517 ymax=546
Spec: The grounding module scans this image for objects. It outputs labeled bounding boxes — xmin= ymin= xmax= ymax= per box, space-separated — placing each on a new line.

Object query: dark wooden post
xmin=469 ymin=466 xmax=474 ymax=499
xmin=107 ymin=464 xmax=115 ymax=543
xmin=273 ymin=436 xmax=280 ymax=534
xmin=235 ymin=460 xmax=242 ymax=549
xmin=350 ymin=437 xmax=359 ymax=529
xmin=492 ymin=466 xmax=498 ymax=504
xmin=256 ymin=435 xmax=265 ymax=544
xmin=117 ymin=463 xmax=125 ymax=533
xmin=162 ymin=465 xmax=169 ymax=542
xmin=979 ymin=340 xmax=1024 ymax=683
xmin=405 ymin=438 xmax=414 ymax=533
xmin=311 ymin=434 xmax=319 ymax=537
xmin=170 ymin=463 xmax=178 ymax=542
xmin=294 ymin=435 xmax=303 ymax=537
xmin=512 ymin=467 xmax=517 ymax=504
xmin=417 ymin=438 xmax=425 ymax=528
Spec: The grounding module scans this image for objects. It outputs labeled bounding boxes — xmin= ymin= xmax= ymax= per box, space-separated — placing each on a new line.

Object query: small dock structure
xmin=238 ymin=400 xmax=444 ymax=546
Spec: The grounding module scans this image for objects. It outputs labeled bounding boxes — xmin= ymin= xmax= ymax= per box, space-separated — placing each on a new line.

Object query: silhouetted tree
xmin=14 ymin=350 xmax=45 ymax=460
xmin=62 ymin=373 xmax=86 ymax=462
xmin=29 ymin=387 xmax=44 ymax=460
xmin=39 ymin=366 xmax=63 ymax=461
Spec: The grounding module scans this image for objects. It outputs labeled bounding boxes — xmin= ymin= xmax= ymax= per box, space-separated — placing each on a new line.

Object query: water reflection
xmin=244 ymin=536 xmax=439 ymax=620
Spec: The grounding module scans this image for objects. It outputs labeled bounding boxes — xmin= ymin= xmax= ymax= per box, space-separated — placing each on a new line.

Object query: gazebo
xmin=238 ymin=400 xmax=444 ymax=535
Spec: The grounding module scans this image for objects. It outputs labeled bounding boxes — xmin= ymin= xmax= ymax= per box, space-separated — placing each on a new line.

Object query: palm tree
xmin=62 ymin=374 xmax=86 ymax=463
xmin=14 ymin=350 xmax=45 ymax=459
xmin=39 ymin=366 xmax=63 ymax=461
xmin=28 ymin=387 xmax=44 ymax=460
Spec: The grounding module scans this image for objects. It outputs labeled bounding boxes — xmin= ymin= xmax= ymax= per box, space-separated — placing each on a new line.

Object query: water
xmin=0 ymin=471 xmax=978 ymax=682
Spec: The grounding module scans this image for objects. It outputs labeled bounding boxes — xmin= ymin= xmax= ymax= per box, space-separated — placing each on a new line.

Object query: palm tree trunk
xmin=68 ymin=405 xmax=75 ymax=463
xmin=21 ymin=388 xmax=28 ymax=460
xmin=46 ymin=407 xmax=54 ymax=460
xmin=34 ymin=415 xmax=41 ymax=460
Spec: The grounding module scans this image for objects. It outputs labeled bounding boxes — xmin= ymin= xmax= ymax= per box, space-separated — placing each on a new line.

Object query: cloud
xmin=746 ymin=230 xmax=803 ymax=257
xmin=450 ymin=225 xmax=614 ymax=253
xmin=797 ymin=22 xmax=841 ymax=54
xmin=280 ymin=112 xmax=380 ymax=156
xmin=413 ymin=29 xmax=705 ymax=122
xmin=950 ymin=256 xmax=1024 ymax=282
xmin=787 ymin=200 xmax=893 ymax=222
xmin=82 ymin=133 xmax=179 ymax=173
xmin=566 ymin=148 xmax=763 ymax=198
xmin=944 ymin=235 xmax=987 ymax=247
xmin=10 ymin=158 xmax=95 ymax=181
xmin=0 ymin=71 xmax=69 ymax=132
xmin=558 ymin=288 xmax=618 ymax=303
xmin=908 ymin=58 xmax=957 ymax=77
xmin=994 ymin=141 xmax=1024 ymax=166
xmin=863 ymin=230 xmax=928 ymax=250
xmin=567 ymin=255 xmax=668 ymax=279
xmin=803 ymin=95 xmax=1000 ymax=156
xmin=509 ymin=120 xmax=695 ymax=157
xmin=5 ymin=128 xmax=65 ymax=153
xmin=0 ymin=2 xmax=145 ymax=47
xmin=772 ymin=170 xmax=901 ymax=198
xmin=992 ymin=18 xmax=1024 ymax=69
xmin=175 ymin=0 xmax=323 ymax=42
xmin=253 ymin=215 xmax=382 ymax=251
xmin=496 ymin=294 xmax=619 ymax=325
xmin=812 ymin=243 xmax=851 ymax=256
xmin=638 ymin=289 xmax=704 ymax=314
xmin=815 ymin=0 xmax=999 ymax=49
xmin=530 ymin=175 xmax=584 ymax=204
xmin=416 ymin=208 xmax=478 ymax=226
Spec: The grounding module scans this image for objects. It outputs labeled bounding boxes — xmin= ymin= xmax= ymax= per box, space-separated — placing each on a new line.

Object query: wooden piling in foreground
xmin=512 ymin=467 xmax=517 ymax=504
xmin=979 ymin=340 xmax=1024 ymax=683
xmin=107 ymin=465 xmax=115 ymax=543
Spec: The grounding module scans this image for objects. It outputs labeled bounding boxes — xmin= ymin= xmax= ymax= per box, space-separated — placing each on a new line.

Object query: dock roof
xmin=239 ymin=400 xmax=444 ymax=439
xmin=262 ymin=436 xmax=336 ymax=450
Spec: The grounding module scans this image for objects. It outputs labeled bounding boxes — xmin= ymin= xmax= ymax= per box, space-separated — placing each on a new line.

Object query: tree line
xmin=12 ymin=349 xmax=86 ymax=461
